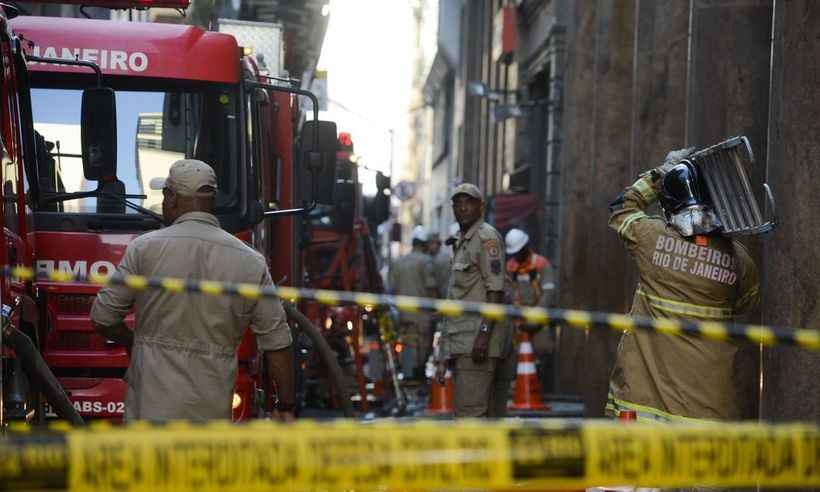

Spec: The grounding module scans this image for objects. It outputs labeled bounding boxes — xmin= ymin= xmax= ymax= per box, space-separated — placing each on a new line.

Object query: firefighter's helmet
xmin=659 ymin=161 xmax=721 ymax=237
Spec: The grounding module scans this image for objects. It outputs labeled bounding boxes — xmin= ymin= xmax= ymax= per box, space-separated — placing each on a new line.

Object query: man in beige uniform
xmin=439 ymin=183 xmax=513 ymax=417
xmin=607 ymin=150 xmax=759 ymax=423
xmin=388 ymin=225 xmax=438 ymax=381
xmin=427 ymin=234 xmax=452 ymax=298
xmin=91 ymin=159 xmax=295 ymax=422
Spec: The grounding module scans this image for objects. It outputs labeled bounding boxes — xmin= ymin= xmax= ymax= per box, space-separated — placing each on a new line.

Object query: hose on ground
xmin=283 ymin=303 xmax=354 ymax=418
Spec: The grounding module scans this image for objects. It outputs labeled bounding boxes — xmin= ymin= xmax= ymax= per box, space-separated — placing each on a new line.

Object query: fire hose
xmin=2 ymin=325 xmax=84 ymax=426
xmin=282 ymin=303 xmax=354 ymax=418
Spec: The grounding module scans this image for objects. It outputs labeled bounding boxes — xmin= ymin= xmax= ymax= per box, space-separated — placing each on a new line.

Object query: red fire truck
xmin=2 ymin=1 xmax=339 ymax=422
xmin=300 ymin=132 xmax=394 ymax=413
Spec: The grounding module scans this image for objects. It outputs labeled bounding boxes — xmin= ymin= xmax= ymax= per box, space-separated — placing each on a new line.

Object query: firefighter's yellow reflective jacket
xmin=606 ymin=174 xmax=759 ymax=422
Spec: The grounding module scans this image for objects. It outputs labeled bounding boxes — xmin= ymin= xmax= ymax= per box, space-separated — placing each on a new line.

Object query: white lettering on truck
xmin=30 ymin=45 xmax=149 ymax=73
xmin=36 ymin=260 xmax=116 ymax=278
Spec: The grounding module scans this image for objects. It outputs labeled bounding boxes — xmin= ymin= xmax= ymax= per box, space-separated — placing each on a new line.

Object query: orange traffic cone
xmin=427 ymin=369 xmax=454 ymax=415
xmin=508 ymin=331 xmax=548 ymax=411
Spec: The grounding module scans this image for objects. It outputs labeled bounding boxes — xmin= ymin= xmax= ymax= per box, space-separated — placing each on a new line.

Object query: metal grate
xmin=688 ymin=136 xmax=776 ymax=236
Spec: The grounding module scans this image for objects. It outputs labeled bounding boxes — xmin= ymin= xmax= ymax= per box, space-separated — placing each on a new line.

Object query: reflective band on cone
xmin=516 ymin=361 xmax=537 ymax=375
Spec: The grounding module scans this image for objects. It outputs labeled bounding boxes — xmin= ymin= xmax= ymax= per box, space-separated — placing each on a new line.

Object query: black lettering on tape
xmin=509 ymin=428 xmax=583 ymax=479
xmin=308 ymin=435 xmax=392 ymax=487
xmin=801 ymin=432 xmax=820 ymax=479
xmin=455 ymin=436 xmax=493 ymax=481
xmin=594 ymin=434 xmax=651 ymax=482
xmin=1 ymin=434 xmax=67 ymax=490
xmin=399 ymin=436 xmax=453 ymax=483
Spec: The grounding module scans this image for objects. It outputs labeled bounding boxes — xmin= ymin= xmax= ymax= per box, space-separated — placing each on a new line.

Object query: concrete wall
xmin=761 ymin=0 xmax=820 ymax=424
xmin=686 ymin=0 xmax=773 ymax=420
xmin=556 ymin=0 xmax=636 ymax=416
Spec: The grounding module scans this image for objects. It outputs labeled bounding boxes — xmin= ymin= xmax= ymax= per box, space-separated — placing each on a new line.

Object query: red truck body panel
xmin=12 ymin=16 xmax=239 ymax=83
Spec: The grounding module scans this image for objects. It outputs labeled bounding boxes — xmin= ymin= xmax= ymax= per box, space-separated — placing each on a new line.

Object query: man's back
xmin=91 ymin=212 xmax=291 ymax=421
xmin=432 ymin=249 xmax=451 ymax=297
xmin=390 ymin=250 xmax=435 ymax=324
xmin=390 ymin=250 xmax=434 ymax=298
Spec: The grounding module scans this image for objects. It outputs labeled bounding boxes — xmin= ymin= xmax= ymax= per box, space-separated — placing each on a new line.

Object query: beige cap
xmin=451 ymin=183 xmax=483 ymax=201
xmin=150 ymin=159 xmax=218 ymax=197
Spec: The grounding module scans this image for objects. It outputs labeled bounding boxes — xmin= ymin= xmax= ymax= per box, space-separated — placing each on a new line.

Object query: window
xmin=30 ymin=85 xmax=240 ymax=214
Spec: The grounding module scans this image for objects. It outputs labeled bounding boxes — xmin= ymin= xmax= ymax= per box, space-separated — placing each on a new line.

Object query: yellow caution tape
xmin=4 ymin=265 xmax=819 ymax=352
xmin=4 ymin=420 xmax=820 ymax=490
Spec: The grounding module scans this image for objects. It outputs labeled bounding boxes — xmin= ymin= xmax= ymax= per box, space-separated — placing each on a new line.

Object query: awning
xmin=487 ymin=193 xmax=539 ymax=231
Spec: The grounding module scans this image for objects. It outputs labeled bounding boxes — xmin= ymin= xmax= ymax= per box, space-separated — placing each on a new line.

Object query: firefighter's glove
xmin=471 ymin=323 xmax=492 ymax=364
xmin=641 ymin=147 xmax=696 ymax=182
xmin=656 ymin=147 xmax=696 ymax=176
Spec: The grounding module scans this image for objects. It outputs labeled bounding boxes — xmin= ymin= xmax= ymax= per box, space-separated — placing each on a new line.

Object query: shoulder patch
xmin=483 ymin=239 xmax=501 ymax=259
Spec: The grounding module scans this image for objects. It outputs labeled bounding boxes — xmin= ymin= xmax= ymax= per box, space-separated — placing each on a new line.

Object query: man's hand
xmin=656 ymin=147 xmax=696 ymax=176
xmin=265 ymin=347 xmax=295 ymax=421
xmin=91 ymin=320 xmax=134 ymax=349
xmin=471 ymin=324 xmax=491 ymax=363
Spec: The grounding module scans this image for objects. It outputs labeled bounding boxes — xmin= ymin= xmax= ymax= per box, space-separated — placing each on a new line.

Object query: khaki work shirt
xmin=441 ymin=221 xmax=510 ymax=359
xmin=607 ymin=176 xmax=759 ymax=421
xmin=389 ymin=249 xmax=437 ymax=324
xmin=90 ymin=212 xmax=292 ymax=422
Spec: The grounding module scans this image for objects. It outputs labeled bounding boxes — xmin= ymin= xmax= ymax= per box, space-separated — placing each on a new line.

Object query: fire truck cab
xmin=3 ymin=9 xmax=336 ymax=422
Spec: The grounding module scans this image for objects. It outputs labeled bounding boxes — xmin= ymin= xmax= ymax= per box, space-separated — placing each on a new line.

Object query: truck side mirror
xmin=81 ymin=87 xmax=117 ymax=180
xmin=301 ymin=120 xmax=338 ymax=205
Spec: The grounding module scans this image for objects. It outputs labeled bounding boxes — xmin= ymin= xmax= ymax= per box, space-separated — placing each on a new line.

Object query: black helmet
xmin=658 ymin=160 xmax=709 ymax=216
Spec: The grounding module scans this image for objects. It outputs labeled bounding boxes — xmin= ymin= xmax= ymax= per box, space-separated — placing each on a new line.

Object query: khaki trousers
xmin=451 ymin=356 xmax=512 ymax=418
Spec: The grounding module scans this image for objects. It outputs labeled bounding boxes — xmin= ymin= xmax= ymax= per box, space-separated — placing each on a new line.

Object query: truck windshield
xmin=30 ymin=85 xmax=240 ymax=215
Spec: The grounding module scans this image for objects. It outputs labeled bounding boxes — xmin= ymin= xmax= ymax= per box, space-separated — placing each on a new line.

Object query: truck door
xmin=0 ymin=15 xmax=28 ymax=294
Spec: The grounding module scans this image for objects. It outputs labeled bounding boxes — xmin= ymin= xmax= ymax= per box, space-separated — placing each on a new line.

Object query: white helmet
xmin=505 ymin=228 xmax=529 ymax=255
xmin=411 ymin=225 xmax=429 ymax=242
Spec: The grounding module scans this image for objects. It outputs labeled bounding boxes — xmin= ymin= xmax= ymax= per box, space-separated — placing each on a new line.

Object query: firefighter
xmin=438 ymin=183 xmax=513 ymax=417
xmin=90 ymin=159 xmax=296 ymax=422
xmin=607 ymin=148 xmax=760 ymax=424
xmin=388 ymin=225 xmax=438 ymax=382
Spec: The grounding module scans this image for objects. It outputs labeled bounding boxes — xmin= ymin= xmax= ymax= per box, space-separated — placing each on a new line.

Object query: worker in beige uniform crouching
xmin=91 ymin=159 xmax=295 ymax=422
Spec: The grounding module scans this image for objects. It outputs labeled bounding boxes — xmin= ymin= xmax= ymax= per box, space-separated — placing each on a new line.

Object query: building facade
xmin=419 ymin=0 xmax=820 ymax=420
